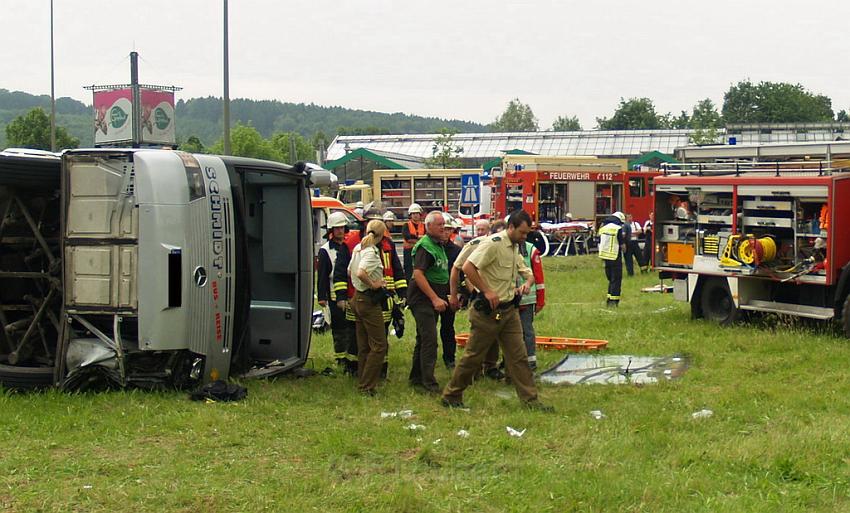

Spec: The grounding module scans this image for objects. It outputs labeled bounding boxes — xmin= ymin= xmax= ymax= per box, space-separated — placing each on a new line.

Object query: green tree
xmin=490 ymin=98 xmax=538 ymax=132
xmin=689 ymin=98 xmax=723 ymax=145
xmin=179 ymin=135 xmax=205 ymax=153
xmin=552 ymin=115 xmax=582 ymax=131
xmin=596 ymin=98 xmax=666 ymax=130
xmin=210 ymin=123 xmax=281 ymax=161
xmin=269 ymin=131 xmax=315 ymax=163
xmin=836 ymin=110 xmax=849 ymax=122
xmin=425 ymin=128 xmax=464 ymax=168
xmin=5 ymin=107 xmax=79 ymax=150
xmin=722 ymin=80 xmax=834 ymax=123
xmin=312 ymin=130 xmax=329 ymax=150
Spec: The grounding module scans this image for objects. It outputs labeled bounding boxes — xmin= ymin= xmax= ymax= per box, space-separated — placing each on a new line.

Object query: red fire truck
xmin=653 ymin=160 xmax=850 ymax=332
xmin=493 ymin=155 xmax=659 ymax=226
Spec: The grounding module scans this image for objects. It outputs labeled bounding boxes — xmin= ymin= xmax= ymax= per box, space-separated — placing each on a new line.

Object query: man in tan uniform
xmin=448 ymin=219 xmax=503 ymax=380
xmin=442 ymin=210 xmax=553 ymax=411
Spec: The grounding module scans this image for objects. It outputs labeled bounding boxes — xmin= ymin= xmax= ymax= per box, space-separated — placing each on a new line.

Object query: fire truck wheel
xmin=700 ymin=278 xmax=738 ymax=326
xmin=0 ymin=363 xmax=55 ymax=391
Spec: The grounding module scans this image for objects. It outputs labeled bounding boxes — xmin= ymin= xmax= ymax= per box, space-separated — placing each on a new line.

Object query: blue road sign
xmin=461 ymin=174 xmax=480 ymax=205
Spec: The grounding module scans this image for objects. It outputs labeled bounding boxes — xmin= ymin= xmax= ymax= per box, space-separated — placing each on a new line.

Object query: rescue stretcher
xmin=455 ymin=333 xmax=608 ymax=351
xmin=536 ymin=221 xmax=594 ymax=256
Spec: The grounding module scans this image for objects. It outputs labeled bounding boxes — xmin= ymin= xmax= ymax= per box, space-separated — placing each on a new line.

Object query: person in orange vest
xmin=403 ymin=203 xmax=425 ymax=284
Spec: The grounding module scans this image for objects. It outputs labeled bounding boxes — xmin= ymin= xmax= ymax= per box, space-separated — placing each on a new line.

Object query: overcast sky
xmin=4 ymin=0 xmax=848 ymax=129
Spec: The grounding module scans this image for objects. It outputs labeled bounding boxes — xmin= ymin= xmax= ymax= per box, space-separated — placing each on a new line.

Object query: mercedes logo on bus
xmin=193 ymin=266 xmax=208 ymax=287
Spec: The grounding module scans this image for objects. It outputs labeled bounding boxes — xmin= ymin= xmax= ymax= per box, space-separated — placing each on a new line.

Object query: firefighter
xmin=518 ymin=237 xmax=545 ymax=371
xmin=403 ymin=203 xmax=425 ymax=283
xmin=317 ymin=212 xmax=358 ymax=373
xmin=364 ymin=208 xmax=407 ymax=379
xmin=407 ymin=211 xmax=449 ymax=393
xmin=623 ymin=213 xmax=643 ymax=276
xmin=598 ymin=211 xmax=627 ymax=307
xmin=642 ymin=212 xmax=654 ymax=271
xmin=382 ymin=210 xmax=396 ymax=231
xmin=348 ymin=220 xmax=390 ymax=395
xmin=442 ymin=210 xmax=553 ymax=412
xmin=332 ymin=222 xmax=367 ymax=376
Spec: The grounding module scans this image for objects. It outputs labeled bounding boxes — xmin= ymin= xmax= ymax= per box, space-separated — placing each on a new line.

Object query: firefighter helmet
xmin=613 ymin=211 xmax=626 ymax=223
xmin=408 ymin=203 xmax=423 ymax=214
xmin=326 ymin=211 xmax=349 ymax=230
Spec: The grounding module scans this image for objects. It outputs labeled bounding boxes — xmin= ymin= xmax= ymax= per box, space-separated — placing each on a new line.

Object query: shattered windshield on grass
xmin=539 ymin=354 xmax=689 ymax=385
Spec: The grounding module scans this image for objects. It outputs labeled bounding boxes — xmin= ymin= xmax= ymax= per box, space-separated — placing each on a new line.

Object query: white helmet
xmin=326 ymin=211 xmax=349 ymax=230
xmin=613 ymin=211 xmax=626 ymax=223
xmin=355 ymin=201 xmax=364 ymax=208
xmin=408 ymin=203 xmax=423 ymax=214
xmin=453 ymin=219 xmax=464 ymax=229
xmin=442 ymin=212 xmax=454 ymax=225
xmin=382 ymin=210 xmax=396 ymax=221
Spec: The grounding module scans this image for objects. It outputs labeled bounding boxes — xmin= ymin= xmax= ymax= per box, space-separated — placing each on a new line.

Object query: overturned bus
xmin=0 ymin=148 xmax=330 ymax=391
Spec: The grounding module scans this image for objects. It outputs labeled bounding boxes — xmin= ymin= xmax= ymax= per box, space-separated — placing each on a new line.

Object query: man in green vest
xmin=407 ymin=211 xmax=450 ymax=394
xmin=598 ymin=211 xmax=627 ymax=307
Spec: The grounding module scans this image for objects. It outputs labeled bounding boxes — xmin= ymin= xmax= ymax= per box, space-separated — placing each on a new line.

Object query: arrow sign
xmin=461 ymin=173 xmax=480 ymax=205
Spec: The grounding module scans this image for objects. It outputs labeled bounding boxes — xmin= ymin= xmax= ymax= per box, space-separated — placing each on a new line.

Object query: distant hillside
xmin=0 ymin=88 xmax=486 ymax=148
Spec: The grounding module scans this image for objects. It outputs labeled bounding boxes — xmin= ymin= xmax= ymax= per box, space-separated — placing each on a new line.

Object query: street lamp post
xmin=223 ymin=0 xmax=231 ymax=155
xmin=50 ymin=0 xmax=56 ymax=151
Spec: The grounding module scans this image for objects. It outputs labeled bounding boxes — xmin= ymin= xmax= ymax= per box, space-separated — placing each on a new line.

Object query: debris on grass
xmin=432 ymin=438 xmax=442 ymax=445
xmin=506 ymin=426 xmax=526 ymax=437
xmin=539 ymin=354 xmax=689 ymax=385
xmin=642 ymin=284 xmax=674 ymax=293
xmin=590 ymin=410 xmax=605 ymax=420
xmin=691 ymin=409 xmax=714 ymax=420
xmin=381 ymin=409 xmax=414 ymax=419
xmin=457 ymin=429 xmax=470 ymax=438
xmin=404 ymin=424 xmax=426 ymax=431
xmin=494 ymin=390 xmax=513 ymax=400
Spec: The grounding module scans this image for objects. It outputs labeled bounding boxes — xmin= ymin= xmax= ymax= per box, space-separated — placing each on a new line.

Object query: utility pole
xmin=223 ymin=0 xmax=231 ymax=155
xmin=130 ymin=51 xmax=141 ymax=148
xmin=49 ymin=0 xmax=56 ymax=151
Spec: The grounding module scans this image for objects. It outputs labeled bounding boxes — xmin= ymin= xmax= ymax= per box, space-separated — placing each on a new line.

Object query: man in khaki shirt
xmin=442 ymin=210 xmax=553 ymax=411
xmin=448 ymin=219 xmax=503 ymax=379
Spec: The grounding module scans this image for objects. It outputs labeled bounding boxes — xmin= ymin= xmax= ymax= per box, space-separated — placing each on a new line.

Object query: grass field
xmin=3 ymin=255 xmax=850 ymax=512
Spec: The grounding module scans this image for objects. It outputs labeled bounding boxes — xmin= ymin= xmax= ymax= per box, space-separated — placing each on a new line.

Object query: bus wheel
xmin=700 ymin=278 xmax=738 ymax=326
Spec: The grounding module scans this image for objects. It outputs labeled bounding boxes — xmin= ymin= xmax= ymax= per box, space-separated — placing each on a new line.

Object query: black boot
xmin=380 ymin=362 xmax=388 ymax=380
xmin=344 ymin=359 xmax=358 ymax=376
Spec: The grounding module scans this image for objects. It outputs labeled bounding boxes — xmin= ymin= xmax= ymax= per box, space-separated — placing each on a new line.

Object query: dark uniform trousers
xmin=604 ymin=258 xmax=623 ymax=301
xmin=329 ymin=300 xmax=357 ymax=359
xmin=624 ymin=240 xmax=642 ymax=275
xmin=443 ymin=307 xmax=538 ymax=403
xmin=403 ymin=249 xmax=414 ymax=285
xmin=409 ymin=303 xmax=440 ymax=389
xmin=351 ymin=291 xmax=388 ymax=392
xmin=439 ymin=308 xmax=456 ymax=366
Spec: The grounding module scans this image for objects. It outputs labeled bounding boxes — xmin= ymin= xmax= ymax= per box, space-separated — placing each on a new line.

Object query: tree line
xmin=3 ymin=80 xmax=848 ymax=158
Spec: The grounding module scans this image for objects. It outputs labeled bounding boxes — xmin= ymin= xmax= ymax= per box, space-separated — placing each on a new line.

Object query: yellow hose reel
xmin=737 ymin=236 xmax=777 ymax=264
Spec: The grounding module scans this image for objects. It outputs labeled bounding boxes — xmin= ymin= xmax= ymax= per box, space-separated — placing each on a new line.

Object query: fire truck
xmin=493 ymin=155 xmax=659 ymax=226
xmin=653 ymin=159 xmax=850 ymax=332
